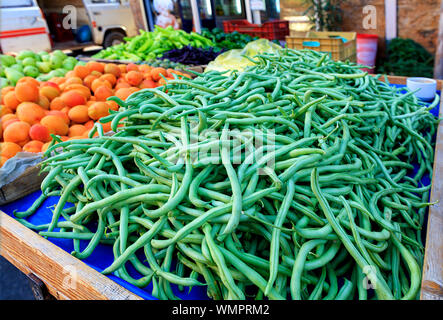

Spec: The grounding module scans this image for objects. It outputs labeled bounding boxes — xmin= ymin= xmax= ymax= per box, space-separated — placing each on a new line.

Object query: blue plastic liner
xmin=0 ymin=84 xmax=439 ymax=300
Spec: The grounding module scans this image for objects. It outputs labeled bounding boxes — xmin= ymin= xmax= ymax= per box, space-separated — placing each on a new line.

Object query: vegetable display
xmin=92 ymin=26 xmax=215 ymax=62
xmin=201 ymin=28 xmax=259 ymax=51
xmin=13 ymin=48 xmax=438 ymax=300
xmin=0 ymin=61 xmax=190 ymax=167
xmin=205 ymin=39 xmax=282 ymax=73
xmin=159 ymin=45 xmax=224 ymax=66
xmin=0 ymin=50 xmax=80 ymax=88
xmin=376 ymin=38 xmax=434 ymax=78
xmin=141 ymin=58 xmax=188 ymax=71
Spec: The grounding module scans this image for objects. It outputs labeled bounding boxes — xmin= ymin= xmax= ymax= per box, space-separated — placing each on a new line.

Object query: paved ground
xmin=0 ymin=256 xmax=35 ymax=300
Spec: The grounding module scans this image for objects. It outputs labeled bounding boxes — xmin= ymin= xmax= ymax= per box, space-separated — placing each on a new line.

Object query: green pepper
xmin=137 ymin=38 xmax=154 ymax=53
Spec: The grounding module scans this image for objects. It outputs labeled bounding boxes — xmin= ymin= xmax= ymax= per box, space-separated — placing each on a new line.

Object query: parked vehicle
xmin=0 ymin=0 xmax=140 ymax=53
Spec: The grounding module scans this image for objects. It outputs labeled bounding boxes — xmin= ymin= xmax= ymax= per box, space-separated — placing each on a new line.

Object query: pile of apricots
xmin=0 ymin=60 xmax=190 ymax=167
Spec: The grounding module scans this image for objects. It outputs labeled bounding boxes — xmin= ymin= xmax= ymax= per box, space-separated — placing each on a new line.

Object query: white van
xmin=0 ymin=0 xmax=141 ymax=53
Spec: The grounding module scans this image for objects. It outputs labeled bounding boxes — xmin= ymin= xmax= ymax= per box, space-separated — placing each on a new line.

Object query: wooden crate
xmin=286 ymin=31 xmax=357 ymax=62
xmin=0 ymin=213 xmax=141 ymax=300
xmin=0 ymin=164 xmax=46 ymax=206
xmin=0 ymin=75 xmax=441 ymax=300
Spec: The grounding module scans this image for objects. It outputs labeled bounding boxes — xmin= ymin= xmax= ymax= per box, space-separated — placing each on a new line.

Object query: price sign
xmin=250 ymin=0 xmax=265 ymax=11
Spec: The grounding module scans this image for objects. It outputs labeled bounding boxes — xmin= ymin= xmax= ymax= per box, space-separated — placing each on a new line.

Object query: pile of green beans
xmin=14 ymin=48 xmax=439 ymax=300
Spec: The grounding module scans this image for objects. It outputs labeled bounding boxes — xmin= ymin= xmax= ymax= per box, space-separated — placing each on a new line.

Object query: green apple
xmin=0 ymin=77 xmax=11 ymax=88
xmin=52 ymin=50 xmax=67 ymax=60
xmin=0 ymin=54 xmax=16 ymax=67
xmin=37 ymin=61 xmax=51 ymax=73
xmin=22 ymin=57 xmax=36 ymax=67
xmin=24 ymin=65 xmax=39 ymax=77
xmin=10 ymin=63 xmax=23 ymax=73
xmin=62 ymin=57 xmax=77 ymax=70
xmin=50 ymin=54 xmax=63 ymax=69
xmin=16 ymin=50 xmax=35 ymax=61
xmin=41 ymin=54 xmax=51 ymax=62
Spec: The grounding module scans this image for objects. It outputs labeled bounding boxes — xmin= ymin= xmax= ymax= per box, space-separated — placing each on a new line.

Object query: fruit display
xmin=0 ymin=50 xmax=82 ymax=88
xmin=0 ymin=61 xmax=191 ymax=167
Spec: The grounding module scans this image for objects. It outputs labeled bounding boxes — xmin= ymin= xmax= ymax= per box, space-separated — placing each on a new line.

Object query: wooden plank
xmin=421 ymin=90 xmax=443 ymax=300
xmin=378 ymin=75 xmax=443 ymax=91
xmin=0 ymin=165 xmax=47 ymax=206
xmin=0 ymin=212 xmax=142 ymax=300
xmin=433 ymin=0 xmax=443 ymax=79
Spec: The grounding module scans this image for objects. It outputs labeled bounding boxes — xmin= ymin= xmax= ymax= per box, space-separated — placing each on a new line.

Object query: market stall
xmin=1 ymin=72 xmax=442 ymax=301
xmin=1 ymin=1 xmax=443 ymax=304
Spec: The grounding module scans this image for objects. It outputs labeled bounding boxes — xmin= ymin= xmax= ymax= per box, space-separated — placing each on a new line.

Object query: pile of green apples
xmin=0 ymin=50 xmax=82 ymax=88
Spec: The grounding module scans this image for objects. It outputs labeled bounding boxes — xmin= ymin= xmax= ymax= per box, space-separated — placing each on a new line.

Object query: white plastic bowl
xmin=406 ymin=77 xmax=437 ymax=101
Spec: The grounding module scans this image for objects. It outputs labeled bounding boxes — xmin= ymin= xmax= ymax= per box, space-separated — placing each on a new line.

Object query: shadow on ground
xmin=0 ymin=256 xmax=35 ymax=300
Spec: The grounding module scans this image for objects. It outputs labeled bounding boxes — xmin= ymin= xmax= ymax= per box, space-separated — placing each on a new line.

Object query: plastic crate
xmin=286 ymin=31 xmax=357 ymax=62
xmin=223 ymin=19 xmax=289 ymax=41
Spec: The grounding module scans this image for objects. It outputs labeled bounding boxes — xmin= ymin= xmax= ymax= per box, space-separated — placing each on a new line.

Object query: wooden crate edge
xmin=0 ymin=212 xmax=143 ymax=300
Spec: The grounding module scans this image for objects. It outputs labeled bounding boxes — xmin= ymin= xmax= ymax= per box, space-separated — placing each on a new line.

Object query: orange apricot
xmin=46 ymin=110 xmax=70 ymax=125
xmin=100 ymin=73 xmax=117 ymax=86
xmin=139 ymin=64 xmax=152 ymax=74
xmin=67 ymin=105 xmax=90 ymax=123
xmin=106 ymin=100 xmax=119 ymax=111
xmin=40 ymin=85 xmax=60 ymax=101
xmin=40 ymin=115 xmax=69 ymax=136
xmin=88 ymin=102 xmax=110 ymax=120
xmin=73 ymin=65 xmax=90 ymax=79
xmin=139 ymin=79 xmax=156 ymax=89
xmin=3 ymin=91 xmax=20 ymax=111
xmin=65 ymin=76 xmax=83 ymax=86
xmin=37 ymin=94 xmax=50 ymax=109
xmin=114 ymin=87 xmax=133 ymax=101
xmin=84 ymin=120 xmax=94 ymax=130
xmin=125 ymin=71 xmax=143 ymax=86
xmin=68 ymin=124 xmax=87 ymax=137
xmin=86 ymin=61 xmax=105 ymax=74
xmin=3 ymin=121 xmax=30 ymax=145
xmin=104 ymin=63 xmax=121 ymax=77
xmin=49 ymin=97 xmax=67 ymax=111
xmin=16 ymin=102 xmax=47 ymax=125
xmin=0 ymin=105 xmax=13 ymax=117
xmin=126 ymin=63 xmax=139 ymax=72
xmin=150 ymin=67 xmax=167 ymax=82
xmin=114 ymin=81 xmax=131 ymax=90
xmin=61 ymin=90 xmax=87 ymax=108
xmin=118 ymin=64 xmax=127 ymax=74
xmin=91 ymin=79 xmax=112 ymax=93
xmin=2 ymin=118 xmax=19 ymax=130
xmin=17 ymin=76 xmax=40 ymax=87
xmin=41 ymin=142 xmax=51 ymax=153
xmin=0 ymin=142 xmax=22 ymax=159
xmin=15 ymin=82 xmax=39 ymax=103
xmin=29 ymin=123 xmax=51 ymax=142
xmin=65 ymin=70 xmax=76 ymax=78
xmin=94 ymin=85 xmax=113 ymax=101
xmin=83 ymin=75 xmax=98 ymax=89
xmin=63 ymin=84 xmax=91 ymax=100
xmin=23 ymin=140 xmax=44 ymax=153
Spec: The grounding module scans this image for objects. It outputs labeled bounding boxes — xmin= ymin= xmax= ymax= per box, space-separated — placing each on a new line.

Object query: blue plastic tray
xmin=1 ymin=84 xmax=440 ymax=300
